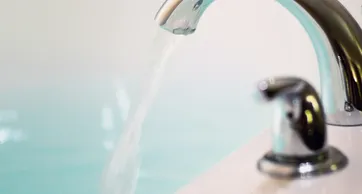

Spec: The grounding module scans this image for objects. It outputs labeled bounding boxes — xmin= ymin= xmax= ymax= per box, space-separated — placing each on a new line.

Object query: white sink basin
xmin=177 ymin=126 xmax=361 ymax=194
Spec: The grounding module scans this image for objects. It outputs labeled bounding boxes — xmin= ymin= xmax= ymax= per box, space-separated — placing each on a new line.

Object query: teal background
xmin=0 ymin=78 xmax=124 ymax=194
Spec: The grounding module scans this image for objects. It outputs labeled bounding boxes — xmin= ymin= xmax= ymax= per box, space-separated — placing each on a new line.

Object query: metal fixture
xmin=256 ymin=76 xmax=348 ymax=179
xmin=154 ymin=0 xmax=362 ymax=126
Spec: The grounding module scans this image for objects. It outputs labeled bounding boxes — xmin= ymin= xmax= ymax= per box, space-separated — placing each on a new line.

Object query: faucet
xmin=154 ymin=0 xmax=362 ymax=127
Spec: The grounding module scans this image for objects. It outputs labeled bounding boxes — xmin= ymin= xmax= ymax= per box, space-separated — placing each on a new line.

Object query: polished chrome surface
xmin=256 ymin=76 xmax=348 ymax=179
xmin=154 ymin=0 xmax=213 ymax=35
xmin=256 ymin=77 xmax=327 ymax=156
xmin=154 ymin=0 xmax=362 ymax=126
xmin=290 ymin=0 xmax=362 ymax=126
xmin=258 ymin=147 xmax=348 ymax=179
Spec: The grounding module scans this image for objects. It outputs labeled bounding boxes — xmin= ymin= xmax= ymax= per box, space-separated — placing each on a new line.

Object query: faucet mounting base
xmin=257 ymin=146 xmax=348 ymax=179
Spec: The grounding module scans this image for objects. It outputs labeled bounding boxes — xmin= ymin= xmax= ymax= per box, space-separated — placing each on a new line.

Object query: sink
xmin=176 ymin=126 xmax=361 ymax=194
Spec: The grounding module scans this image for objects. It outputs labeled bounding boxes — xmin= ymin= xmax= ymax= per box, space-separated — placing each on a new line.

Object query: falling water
xmin=101 ymin=29 xmax=184 ymax=194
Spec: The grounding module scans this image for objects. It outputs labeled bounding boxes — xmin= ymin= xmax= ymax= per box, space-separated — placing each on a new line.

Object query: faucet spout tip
xmin=154 ymin=0 xmax=214 ymax=35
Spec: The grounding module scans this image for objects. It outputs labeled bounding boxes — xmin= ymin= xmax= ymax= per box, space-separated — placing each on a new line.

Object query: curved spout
xmin=280 ymin=0 xmax=362 ymax=126
xmin=154 ymin=0 xmax=362 ymax=126
xmin=290 ymin=0 xmax=362 ymax=109
xmin=277 ymin=0 xmax=339 ymax=115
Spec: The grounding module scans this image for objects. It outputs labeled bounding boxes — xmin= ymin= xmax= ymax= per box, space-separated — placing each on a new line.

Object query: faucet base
xmin=326 ymin=109 xmax=362 ymax=127
xmin=257 ymin=146 xmax=348 ymax=179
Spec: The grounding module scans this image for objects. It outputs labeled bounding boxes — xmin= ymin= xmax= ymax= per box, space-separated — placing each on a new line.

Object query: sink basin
xmin=176 ymin=126 xmax=361 ymax=194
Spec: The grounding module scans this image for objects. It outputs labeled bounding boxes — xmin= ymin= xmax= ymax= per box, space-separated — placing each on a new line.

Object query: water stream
xmin=101 ymin=29 xmax=184 ymax=194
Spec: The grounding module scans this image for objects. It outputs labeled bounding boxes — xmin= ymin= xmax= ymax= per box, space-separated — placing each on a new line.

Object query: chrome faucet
xmin=154 ymin=0 xmax=362 ymax=126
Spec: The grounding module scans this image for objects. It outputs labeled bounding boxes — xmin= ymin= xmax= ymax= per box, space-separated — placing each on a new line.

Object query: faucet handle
xmin=256 ymin=76 xmax=348 ymax=179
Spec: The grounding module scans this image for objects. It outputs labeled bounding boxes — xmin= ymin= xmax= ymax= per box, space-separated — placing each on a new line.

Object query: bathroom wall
xmin=1 ymin=0 xmax=359 ymax=93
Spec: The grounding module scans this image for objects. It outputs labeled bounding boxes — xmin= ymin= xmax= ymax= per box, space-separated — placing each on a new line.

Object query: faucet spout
xmin=154 ymin=0 xmax=362 ymax=126
xmin=154 ymin=0 xmax=214 ymax=35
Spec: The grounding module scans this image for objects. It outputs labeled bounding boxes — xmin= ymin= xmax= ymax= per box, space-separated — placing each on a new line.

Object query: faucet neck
xmin=278 ymin=0 xmax=362 ymax=120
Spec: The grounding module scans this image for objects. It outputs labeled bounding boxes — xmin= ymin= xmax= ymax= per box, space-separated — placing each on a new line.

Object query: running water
xmin=101 ymin=29 xmax=184 ymax=194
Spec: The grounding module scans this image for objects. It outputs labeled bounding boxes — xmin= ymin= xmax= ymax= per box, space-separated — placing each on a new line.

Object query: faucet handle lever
xmin=257 ymin=77 xmax=306 ymax=101
xmin=257 ymin=77 xmax=327 ymax=154
xmin=256 ymin=76 xmax=348 ymax=179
